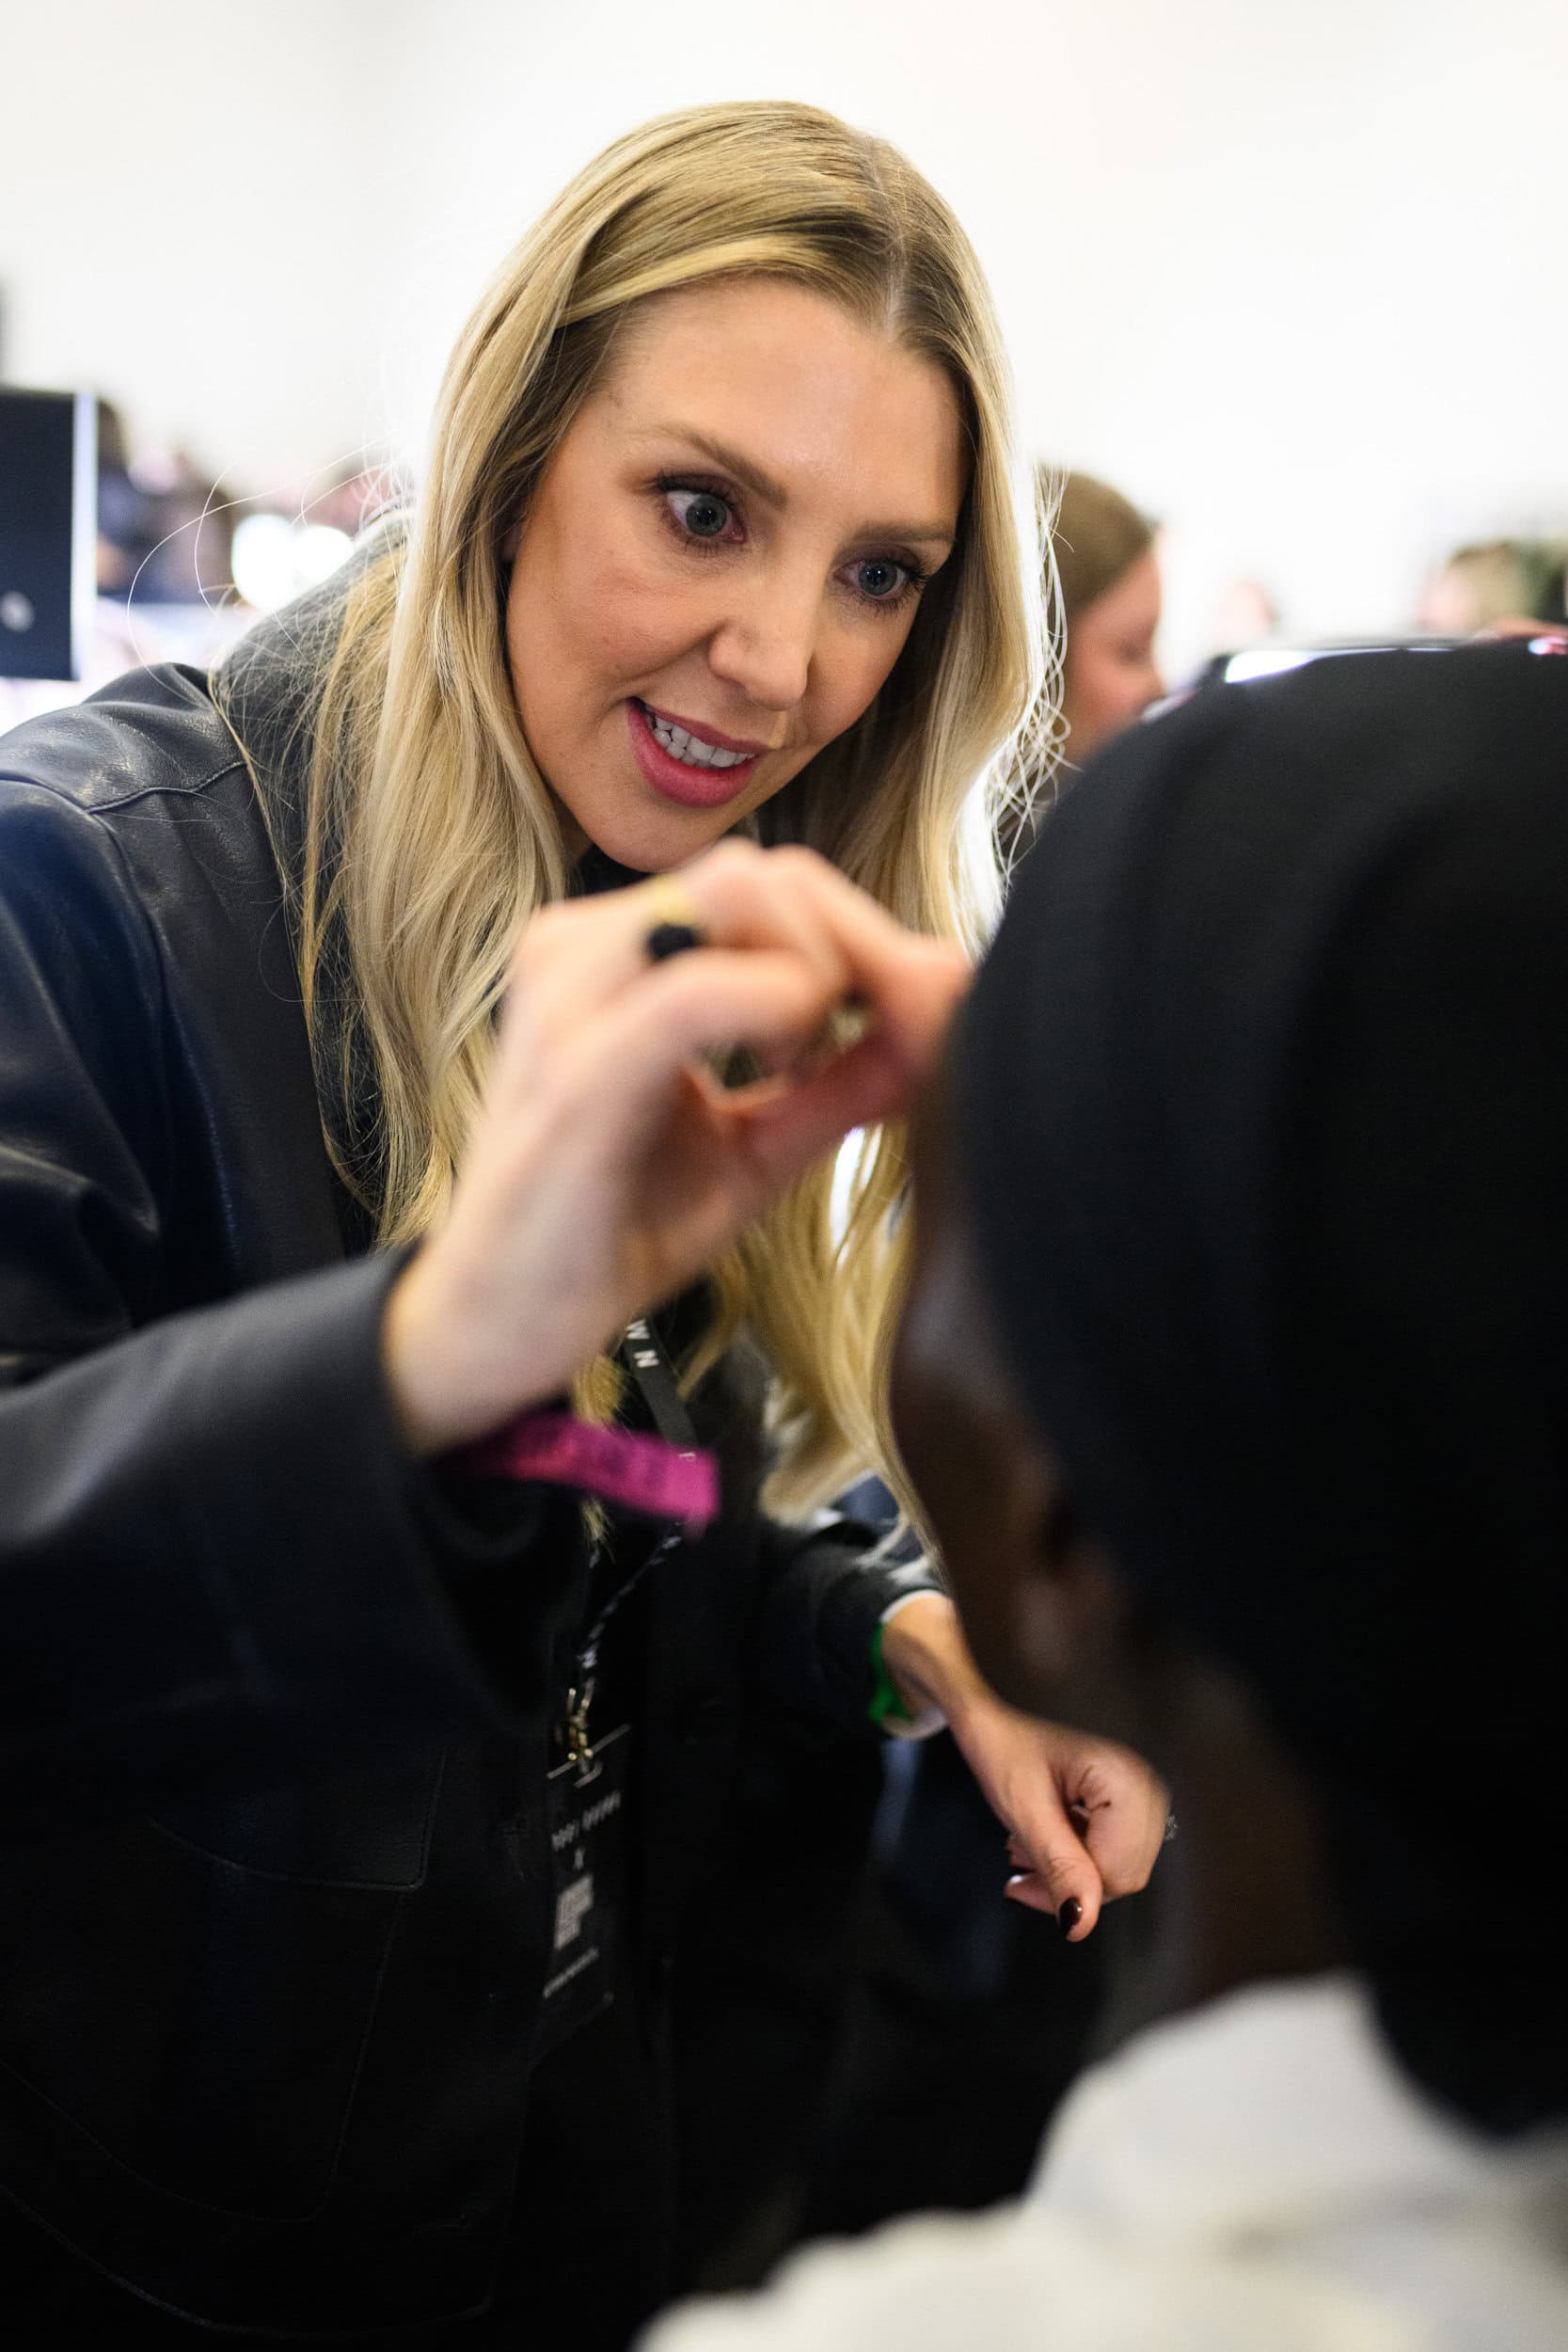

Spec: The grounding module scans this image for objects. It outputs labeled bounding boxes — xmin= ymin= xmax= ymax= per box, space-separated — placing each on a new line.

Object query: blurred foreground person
xmin=803 ymin=467 xmax=1171 ymax=2233
xmin=646 ymin=638 xmax=1568 ymax=2351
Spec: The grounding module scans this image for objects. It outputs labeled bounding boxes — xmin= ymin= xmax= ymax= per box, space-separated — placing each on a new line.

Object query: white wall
xmin=0 ymin=0 xmax=405 ymax=493
xmin=5 ymin=0 xmax=1565 ymax=672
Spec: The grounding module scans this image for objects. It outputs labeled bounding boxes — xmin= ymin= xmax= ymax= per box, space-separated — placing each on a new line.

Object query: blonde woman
xmin=0 ymin=103 xmax=1164 ymax=2344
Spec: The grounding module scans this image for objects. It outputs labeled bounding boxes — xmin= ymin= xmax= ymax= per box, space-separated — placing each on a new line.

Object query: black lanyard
xmin=560 ymin=1316 xmax=698 ymax=1766
xmin=621 ymin=1315 xmax=699 ymax=1450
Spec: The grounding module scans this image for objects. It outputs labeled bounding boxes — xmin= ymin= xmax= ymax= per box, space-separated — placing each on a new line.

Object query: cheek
xmin=814 ymin=614 xmax=917 ymax=739
xmin=558 ymin=532 xmax=669 ymax=675
xmin=578 ymin=581 xmax=665 ymax=688
xmin=1075 ymin=639 xmax=1148 ymax=723
xmin=1066 ymin=645 xmax=1111 ymax=719
xmin=513 ymin=522 xmax=696 ymax=713
xmin=1116 ymin=662 xmax=1153 ymax=715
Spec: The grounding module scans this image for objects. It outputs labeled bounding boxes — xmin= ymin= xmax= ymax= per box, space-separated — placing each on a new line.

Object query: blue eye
xmin=668 ymin=487 xmax=733 ymax=540
xmin=853 ymin=558 xmax=907 ymax=600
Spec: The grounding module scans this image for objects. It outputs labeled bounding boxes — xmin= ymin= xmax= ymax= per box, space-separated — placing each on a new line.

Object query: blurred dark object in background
xmin=0 ymin=387 xmax=96 ymax=679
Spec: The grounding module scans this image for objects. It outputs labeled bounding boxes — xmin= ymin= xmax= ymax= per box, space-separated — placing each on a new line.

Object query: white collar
xmin=1030 ymin=1972 xmax=1568 ymax=2249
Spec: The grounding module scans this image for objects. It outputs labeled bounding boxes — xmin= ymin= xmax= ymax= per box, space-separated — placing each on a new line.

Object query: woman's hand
xmin=879 ymin=1593 xmax=1169 ymax=1939
xmin=383 ymin=841 xmax=970 ymax=1455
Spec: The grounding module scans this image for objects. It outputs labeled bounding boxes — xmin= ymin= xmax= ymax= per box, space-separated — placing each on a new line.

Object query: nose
xmin=705 ymin=564 xmax=818 ymax=718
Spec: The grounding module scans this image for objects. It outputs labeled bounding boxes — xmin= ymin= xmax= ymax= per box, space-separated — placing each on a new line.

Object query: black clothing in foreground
xmin=958 ymin=639 xmax=1568 ymax=2137
xmin=0 ymin=634 xmax=933 ymax=2334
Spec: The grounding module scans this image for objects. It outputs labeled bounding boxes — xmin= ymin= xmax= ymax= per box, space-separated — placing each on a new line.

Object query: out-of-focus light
xmin=294 ymin=523 xmax=353 ymax=585
xmin=230 ymin=514 xmax=354 ymax=612
xmin=230 ymin=514 xmax=296 ymax=612
xmin=1223 ymin=647 xmax=1317 ymax=683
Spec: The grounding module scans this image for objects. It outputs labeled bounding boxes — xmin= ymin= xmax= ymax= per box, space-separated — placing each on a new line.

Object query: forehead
xmin=588 ymin=276 xmax=967 ymax=522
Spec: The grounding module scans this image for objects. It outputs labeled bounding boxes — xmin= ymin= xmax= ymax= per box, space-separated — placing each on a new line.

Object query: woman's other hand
xmin=879 ymin=1593 xmax=1169 ymax=1940
xmin=383 ymin=841 xmax=969 ymax=1454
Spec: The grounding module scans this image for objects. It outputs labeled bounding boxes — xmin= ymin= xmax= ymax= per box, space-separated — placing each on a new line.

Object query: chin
xmin=580 ymin=819 xmax=707 ymax=875
xmin=576 ymin=798 xmax=737 ymax=876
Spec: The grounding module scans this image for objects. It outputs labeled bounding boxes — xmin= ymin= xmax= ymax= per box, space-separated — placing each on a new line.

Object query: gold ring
xmin=642 ymin=877 xmax=706 ymax=963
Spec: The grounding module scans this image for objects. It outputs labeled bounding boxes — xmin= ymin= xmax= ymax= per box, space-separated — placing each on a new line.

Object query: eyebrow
xmin=641 ymin=425 xmax=958 ymax=549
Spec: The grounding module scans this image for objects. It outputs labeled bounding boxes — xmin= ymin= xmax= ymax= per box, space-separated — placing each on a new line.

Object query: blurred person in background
xmin=645 ymin=637 xmax=1568 ymax=2352
xmin=300 ymin=456 xmax=406 ymax=539
xmin=1050 ymin=469 xmax=1164 ymax=764
xmin=1418 ymin=535 xmax=1566 ymax=635
xmin=93 ymin=399 xmax=238 ymax=609
xmin=1001 ymin=469 xmax=1164 ymax=859
xmin=0 ymin=101 xmax=1164 ymax=2348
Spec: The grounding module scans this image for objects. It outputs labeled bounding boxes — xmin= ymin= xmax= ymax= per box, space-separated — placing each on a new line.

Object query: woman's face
xmin=505 ymin=278 xmax=967 ymax=872
xmin=1062 ymin=548 xmax=1164 ymax=766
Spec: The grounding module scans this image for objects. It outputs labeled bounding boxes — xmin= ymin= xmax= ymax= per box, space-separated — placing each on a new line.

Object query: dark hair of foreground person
xmin=641 ymin=638 xmax=1568 ymax=2352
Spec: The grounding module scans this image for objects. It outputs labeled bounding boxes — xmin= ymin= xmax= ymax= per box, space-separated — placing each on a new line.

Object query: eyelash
xmin=652 ymin=473 xmax=931 ymax=615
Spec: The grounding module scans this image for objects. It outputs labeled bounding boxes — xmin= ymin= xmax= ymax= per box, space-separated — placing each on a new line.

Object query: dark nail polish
xmin=1056 ymin=1898 xmax=1083 ymax=1938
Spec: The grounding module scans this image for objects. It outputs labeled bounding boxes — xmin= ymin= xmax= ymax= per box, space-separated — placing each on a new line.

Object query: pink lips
xmin=626 ymin=699 xmax=763 ymax=809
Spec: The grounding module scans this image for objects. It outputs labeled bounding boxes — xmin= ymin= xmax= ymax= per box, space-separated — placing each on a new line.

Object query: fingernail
xmin=1056 ymin=1898 xmax=1083 ymax=1938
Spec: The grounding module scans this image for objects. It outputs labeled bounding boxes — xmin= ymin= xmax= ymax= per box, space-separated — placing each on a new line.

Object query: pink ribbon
xmin=458 ymin=1409 xmax=719 ymax=1534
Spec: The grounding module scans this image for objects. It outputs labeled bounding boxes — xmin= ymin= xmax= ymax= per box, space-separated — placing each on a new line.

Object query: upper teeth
xmin=647 ymin=708 xmax=750 ymax=769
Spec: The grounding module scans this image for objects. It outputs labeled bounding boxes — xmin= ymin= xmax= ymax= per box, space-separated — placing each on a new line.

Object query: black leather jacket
xmin=0 ymin=645 xmax=931 ymax=2332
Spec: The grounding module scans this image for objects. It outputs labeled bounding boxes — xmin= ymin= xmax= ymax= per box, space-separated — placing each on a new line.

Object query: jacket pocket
xmin=0 ymin=1756 xmax=442 ymax=2218
xmin=147 ymin=1750 xmax=446 ymax=1890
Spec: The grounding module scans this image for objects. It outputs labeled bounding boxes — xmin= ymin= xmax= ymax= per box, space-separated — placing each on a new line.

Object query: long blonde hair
xmin=218 ymin=100 xmax=1053 ymax=1516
